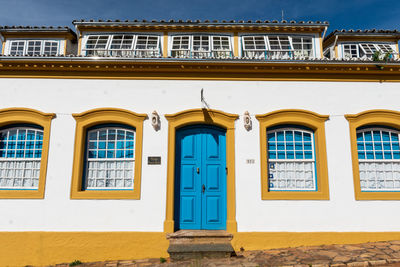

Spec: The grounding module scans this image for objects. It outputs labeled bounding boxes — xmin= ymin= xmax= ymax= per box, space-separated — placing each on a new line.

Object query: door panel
xmin=175 ymin=125 xmax=226 ymax=230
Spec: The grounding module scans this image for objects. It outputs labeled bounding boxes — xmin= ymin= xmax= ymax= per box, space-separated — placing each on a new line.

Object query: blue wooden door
xmin=175 ymin=125 xmax=227 ymax=230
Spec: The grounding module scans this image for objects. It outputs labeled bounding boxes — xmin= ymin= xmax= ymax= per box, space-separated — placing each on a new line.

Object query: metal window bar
xmin=85 ymin=127 xmax=135 ymax=190
xmin=357 ymin=127 xmax=400 ymax=191
xmin=0 ymin=127 xmax=43 ymax=189
xmin=84 ymin=35 xmax=111 ymax=56
xmin=109 ymin=34 xmax=135 ymax=57
xmin=266 ymin=36 xmax=293 ymax=59
xmin=267 ymin=128 xmax=317 ymax=191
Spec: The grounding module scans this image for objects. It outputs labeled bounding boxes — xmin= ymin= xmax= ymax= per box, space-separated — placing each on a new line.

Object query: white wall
xmin=0 ymin=78 xmax=399 ymax=232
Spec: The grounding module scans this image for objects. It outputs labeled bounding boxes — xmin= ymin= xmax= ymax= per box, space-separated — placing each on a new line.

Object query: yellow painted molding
xmin=0 ymin=232 xmax=169 ymax=266
xmin=77 ymin=34 xmax=82 ymax=55
xmin=1 ymin=32 xmax=76 ymax=40
xmin=0 ymin=108 xmax=55 ymax=199
xmin=1 ymin=60 xmax=400 ymax=82
xmin=256 ymin=109 xmax=330 ymax=200
xmin=163 ymin=32 xmax=168 ymax=57
xmin=1 ymin=41 xmax=5 ymax=54
xmin=233 ymin=32 xmax=239 ymax=57
xmin=232 ymin=232 xmax=400 ymax=252
xmin=345 ymin=109 xmax=400 ymax=200
xmin=164 ymin=108 xmax=239 ymax=233
xmin=70 ymin=108 xmax=147 ymax=199
xmin=1 ymin=231 xmax=400 ymax=266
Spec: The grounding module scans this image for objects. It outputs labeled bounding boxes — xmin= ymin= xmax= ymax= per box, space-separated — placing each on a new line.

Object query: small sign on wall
xmin=246 ymin=159 xmax=255 ymax=164
xmin=148 ymin=156 xmax=161 ymax=165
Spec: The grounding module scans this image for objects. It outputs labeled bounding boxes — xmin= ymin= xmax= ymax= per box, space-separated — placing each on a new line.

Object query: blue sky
xmin=0 ymin=0 xmax=399 ymax=33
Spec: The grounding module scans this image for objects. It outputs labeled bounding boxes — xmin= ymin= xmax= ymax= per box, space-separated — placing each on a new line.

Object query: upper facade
xmin=0 ymin=26 xmax=77 ymax=56
xmin=0 ymin=20 xmax=399 ymax=64
xmin=323 ymin=29 xmax=400 ymax=60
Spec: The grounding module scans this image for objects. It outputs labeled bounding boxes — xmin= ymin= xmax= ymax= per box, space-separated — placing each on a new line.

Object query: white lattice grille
xmin=357 ymin=127 xmax=400 ymax=191
xmin=267 ymin=127 xmax=317 ymax=191
xmin=9 ymin=41 xmax=25 ymax=55
xmin=0 ymin=127 xmax=43 ymax=189
xmin=85 ymin=127 xmax=135 ymax=190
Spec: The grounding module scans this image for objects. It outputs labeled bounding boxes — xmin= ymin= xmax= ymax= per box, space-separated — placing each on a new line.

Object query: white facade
xmin=0 ymin=78 xmax=399 ymax=232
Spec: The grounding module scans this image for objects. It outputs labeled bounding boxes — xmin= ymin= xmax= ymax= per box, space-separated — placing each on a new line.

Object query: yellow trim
xmin=78 ymin=34 xmax=82 ymax=55
xmin=396 ymin=43 xmax=399 ymax=59
xmin=0 ymin=232 xmax=169 ymax=266
xmin=335 ymin=45 xmax=338 ymax=58
xmin=163 ymin=31 xmax=168 ymax=57
xmin=255 ymin=109 xmax=330 ymax=200
xmin=1 ymin=231 xmax=400 ymax=266
xmin=0 ymin=108 xmax=55 ymax=199
xmin=1 ymin=32 xmax=76 ymax=40
xmin=63 ymin=40 xmax=67 ymax=55
xmin=232 ymin=232 xmax=400 ymax=251
xmin=345 ymin=109 xmax=400 ymax=200
xmin=233 ymin=32 xmax=239 ymax=57
xmin=164 ymin=108 xmax=239 ymax=233
xmin=70 ymin=108 xmax=147 ymax=199
xmin=1 ymin=41 xmax=5 ymax=54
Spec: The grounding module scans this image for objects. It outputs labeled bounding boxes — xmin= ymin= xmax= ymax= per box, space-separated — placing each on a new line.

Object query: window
xmin=341 ymin=43 xmax=396 ymax=59
xmin=356 ymin=127 xmax=400 ymax=192
xmin=0 ymin=108 xmax=54 ymax=199
xmin=170 ymin=35 xmax=232 ymax=58
xmin=267 ymin=126 xmax=317 ymax=191
xmin=8 ymin=40 xmax=60 ymax=56
xmin=82 ymin=34 xmax=161 ymax=57
xmin=346 ymin=110 xmax=400 ymax=200
xmin=242 ymin=35 xmax=314 ymax=59
xmin=85 ymin=125 xmax=135 ymax=190
xmin=0 ymin=126 xmax=43 ymax=189
xmin=70 ymin=108 xmax=146 ymax=199
xmin=256 ymin=110 xmax=330 ymax=200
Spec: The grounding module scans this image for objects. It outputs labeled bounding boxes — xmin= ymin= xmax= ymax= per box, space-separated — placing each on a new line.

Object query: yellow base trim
xmin=232 ymin=232 xmax=400 ymax=251
xmin=0 ymin=232 xmax=169 ymax=266
xmin=1 ymin=231 xmax=400 ymax=266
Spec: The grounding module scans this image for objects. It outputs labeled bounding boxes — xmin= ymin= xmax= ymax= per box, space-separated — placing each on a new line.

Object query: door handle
xmin=197 ymin=167 xmax=200 ymax=174
xmin=202 ymin=184 xmax=205 ymax=194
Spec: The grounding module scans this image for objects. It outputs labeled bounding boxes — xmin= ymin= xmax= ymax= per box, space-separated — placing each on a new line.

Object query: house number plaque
xmin=148 ymin=156 xmax=161 ymax=165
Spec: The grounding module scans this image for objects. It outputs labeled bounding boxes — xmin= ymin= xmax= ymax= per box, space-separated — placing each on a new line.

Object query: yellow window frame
xmin=70 ymin=108 xmax=146 ymax=199
xmin=256 ymin=109 xmax=330 ymax=200
xmin=0 ymin=108 xmax=55 ymax=199
xmin=345 ymin=109 xmax=400 ymax=200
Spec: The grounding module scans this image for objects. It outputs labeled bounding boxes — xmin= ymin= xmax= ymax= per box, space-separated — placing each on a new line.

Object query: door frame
xmin=164 ymin=108 xmax=238 ymax=233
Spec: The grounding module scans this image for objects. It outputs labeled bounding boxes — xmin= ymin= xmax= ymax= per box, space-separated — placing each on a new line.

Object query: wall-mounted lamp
xmin=150 ymin=110 xmax=160 ymax=131
xmin=243 ymin=111 xmax=252 ymax=131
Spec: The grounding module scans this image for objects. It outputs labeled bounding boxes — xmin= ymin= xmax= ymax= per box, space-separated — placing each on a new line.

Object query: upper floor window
xmin=8 ymin=40 xmax=60 ymax=56
xmin=242 ymin=35 xmax=314 ymax=59
xmin=0 ymin=125 xmax=43 ymax=189
xmin=356 ymin=127 xmax=400 ymax=192
xmin=342 ymin=43 xmax=396 ymax=59
xmin=267 ymin=126 xmax=317 ymax=191
xmin=82 ymin=34 xmax=161 ymax=57
xmin=170 ymin=35 xmax=232 ymax=58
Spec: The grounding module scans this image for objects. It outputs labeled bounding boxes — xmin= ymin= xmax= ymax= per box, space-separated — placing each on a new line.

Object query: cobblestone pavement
xmin=51 ymin=240 xmax=400 ymax=267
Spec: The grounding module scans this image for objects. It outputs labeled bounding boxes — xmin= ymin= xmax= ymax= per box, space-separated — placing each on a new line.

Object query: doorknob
xmin=202 ymin=184 xmax=205 ymax=193
xmin=197 ymin=167 xmax=200 ymax=174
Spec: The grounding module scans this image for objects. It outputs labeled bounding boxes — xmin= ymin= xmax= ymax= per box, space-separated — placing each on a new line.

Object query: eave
xmin=0 ymin=57 xmax=399 ymax=82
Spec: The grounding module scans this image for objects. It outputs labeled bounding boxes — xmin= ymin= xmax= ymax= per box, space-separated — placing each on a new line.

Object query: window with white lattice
xmin=241 ymin=35 xmax=314 ymax=59
xmin=0 ymin=126 xmax=43 ymax=189
xmin=170 ymin=35 xmax=233 ymax=58
xmin=8 ymin=40 xmax=60 ymax=56
xmin=341 ymin=43 xmax=396 ymax=59
xmin=267 ymin=126 xmax=317 ymax=191
xmin=82 ymin=34 xmax=161 ymax=57
xmin=356 ymin=127 xmax=400 ymax=192
xmin=84 ymin=125 xmax=135 ymax=190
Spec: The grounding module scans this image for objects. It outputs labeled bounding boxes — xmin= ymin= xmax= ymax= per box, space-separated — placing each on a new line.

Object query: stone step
xmin=167 ymin=230 xmax=235 ymax=261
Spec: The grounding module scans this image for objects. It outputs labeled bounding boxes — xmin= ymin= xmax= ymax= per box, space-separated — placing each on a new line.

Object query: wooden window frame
xmin=0 ymin=108 xmax=54 ymax=199
xmin=345 ymin=109 xmax=400 ymax=200
xmin=70 ymin=108 xmax=146 ymax=199
xmin=256 ymin=109 xmax=330 ymax=200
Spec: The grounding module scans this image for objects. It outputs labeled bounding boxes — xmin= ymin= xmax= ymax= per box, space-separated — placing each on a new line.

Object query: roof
xmin=0 ymin=26 xmax=77 ymax=39
xmin=73 ymin=19 xmax=329 ymax=31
